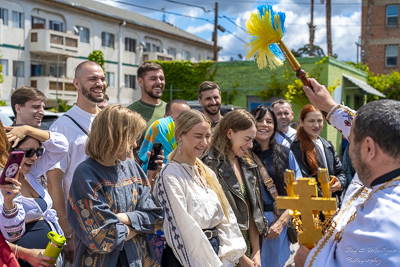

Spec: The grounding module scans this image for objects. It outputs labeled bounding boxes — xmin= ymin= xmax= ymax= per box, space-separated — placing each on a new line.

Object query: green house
xmin=211 ymin=56 xmax=385 ymax=154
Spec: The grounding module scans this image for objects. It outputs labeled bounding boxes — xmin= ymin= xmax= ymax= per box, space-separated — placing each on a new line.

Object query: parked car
xmin=186 ymin=100 xmax=242 ymax=116
xmin=0 ymin=106 xmax=63 ymax=130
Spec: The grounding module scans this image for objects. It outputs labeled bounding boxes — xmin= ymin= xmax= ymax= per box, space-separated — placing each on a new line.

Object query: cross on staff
xmin=276 ymin=177 xmax=337 ymax=248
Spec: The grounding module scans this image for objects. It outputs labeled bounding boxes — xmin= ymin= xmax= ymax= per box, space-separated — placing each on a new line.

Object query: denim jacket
xmin=201 ymin=148 xmax=268 ymax=243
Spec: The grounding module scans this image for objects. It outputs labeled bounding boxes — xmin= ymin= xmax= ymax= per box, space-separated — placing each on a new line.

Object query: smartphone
xmin=0 ymin=151 xmax=25 ymax=185
xmin=147 ymin=143 xmax=163 ymax=171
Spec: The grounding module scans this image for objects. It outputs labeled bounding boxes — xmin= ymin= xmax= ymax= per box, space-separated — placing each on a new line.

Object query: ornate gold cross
xmin=276 ymin=169 xmax=337 ymax=248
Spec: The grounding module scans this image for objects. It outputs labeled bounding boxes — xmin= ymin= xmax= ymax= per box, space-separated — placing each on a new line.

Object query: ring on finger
xmin=12 ymin=184 xmax=16 ymax=189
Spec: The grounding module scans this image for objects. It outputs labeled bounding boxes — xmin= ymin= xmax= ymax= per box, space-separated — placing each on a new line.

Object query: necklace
xmin=308 ymin=176 xmax=400 ymax=266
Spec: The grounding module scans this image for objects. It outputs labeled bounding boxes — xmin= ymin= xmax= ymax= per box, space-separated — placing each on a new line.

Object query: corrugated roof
xmin=343 ymin=74 xmax=386 ymax=98
xmin=51 ymin=0 xmax=213 ymax=47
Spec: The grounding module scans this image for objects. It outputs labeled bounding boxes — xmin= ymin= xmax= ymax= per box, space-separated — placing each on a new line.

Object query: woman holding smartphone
xmin=0 ymin=124 xmax=68 ymax=267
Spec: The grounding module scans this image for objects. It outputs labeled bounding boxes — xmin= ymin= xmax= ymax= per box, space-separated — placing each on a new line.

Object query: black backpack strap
xmin=278 ymin=131 xmax=293 ymax=145
xmin=63 ymin=114 xmax=89 ymax=136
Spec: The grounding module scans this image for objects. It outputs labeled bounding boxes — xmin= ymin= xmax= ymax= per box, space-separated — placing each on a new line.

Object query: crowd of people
xmin=0 ymin=60 xmax=399 ymax=267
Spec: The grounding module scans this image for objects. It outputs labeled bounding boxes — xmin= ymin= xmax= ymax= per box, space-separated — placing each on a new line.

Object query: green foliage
xmin=88 ymin=50 xmax=106 ymax=73
xmin=256 ymin=57 xmax=338 ymax=107
xmin=49 ymin=99 xmax=73 ymax=112
xmin=367 ymin=71 xmax=400 ymax=101
xmin=152 ymin=60 xmax=236 ymax=103
xmin=346 ymin=61 xmax=400 ymax=101
xmin=0 ymin=101 xmax=6 ymax=106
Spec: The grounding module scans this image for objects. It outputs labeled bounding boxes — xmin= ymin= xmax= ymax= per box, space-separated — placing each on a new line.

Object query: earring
xmin=178 ymin=139 xmax=182 ymax=155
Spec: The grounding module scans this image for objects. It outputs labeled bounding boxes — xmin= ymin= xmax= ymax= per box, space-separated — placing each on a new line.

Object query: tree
xmin=321 ymin=0 xmax=333 ymax=56
xmin=293 ymin=45 xmax=326 ymax=57
xmin=308 ymin=0 xmax=316 ymax=56
xmin=88 ymin=50 xmax=106 ymax=73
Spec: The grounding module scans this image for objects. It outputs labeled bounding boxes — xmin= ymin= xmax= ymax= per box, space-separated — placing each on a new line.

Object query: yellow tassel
xmin=245 ymin=6 xmax=285 ymax=69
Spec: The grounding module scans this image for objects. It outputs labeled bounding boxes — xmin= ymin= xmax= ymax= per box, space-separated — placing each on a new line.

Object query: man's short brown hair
xmin=11 ymin=86 xmax=46 ymax=117
xmin=198 ymin=81 xmax=220 ymax=99
xmin=137 ymin=61 xmax=163 ymax=79
xmin=271 ymin=99 xmax=293 ymax=109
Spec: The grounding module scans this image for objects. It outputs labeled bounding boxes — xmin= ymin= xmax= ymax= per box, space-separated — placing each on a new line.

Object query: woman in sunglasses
xmin=0 ymin=125 xmax=68 ymax=267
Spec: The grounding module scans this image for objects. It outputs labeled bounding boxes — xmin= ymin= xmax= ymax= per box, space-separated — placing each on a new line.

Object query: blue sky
xmin=97 ymin=0 xmax=362 ymax=63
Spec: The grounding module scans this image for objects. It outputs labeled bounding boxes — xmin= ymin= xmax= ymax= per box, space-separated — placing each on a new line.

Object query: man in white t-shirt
xmin=272 ymin=99 xmax=297 ymax=147
xmin=46 ymin=61 xmax=106 ymax=264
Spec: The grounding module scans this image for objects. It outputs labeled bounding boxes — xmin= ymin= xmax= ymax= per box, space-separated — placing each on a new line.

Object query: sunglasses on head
xmin=14 ymin=148 xmax=44 ymax=158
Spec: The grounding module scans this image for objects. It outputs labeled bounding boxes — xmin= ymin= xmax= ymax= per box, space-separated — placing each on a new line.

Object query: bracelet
xmin=3 ymin=203 xmax=17 ymax=214
xmin=65 ymin=232 xmax=73 ymax=239
xmin=14 ymin=244 xmax=19 ymax=259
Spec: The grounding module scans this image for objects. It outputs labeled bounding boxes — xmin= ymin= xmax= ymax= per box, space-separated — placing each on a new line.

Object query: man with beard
xmin=46 ymin=61 xmax=107 ymax=265
xmin=127 ymin=61 xmax=166 ymax=132
xmin=271 ymin=99 xmax=297 ymax=148
xmin=197 ymin=81 xmax=222 ymax=131
xmin=294 ymin=78 xmax=400 ymax=267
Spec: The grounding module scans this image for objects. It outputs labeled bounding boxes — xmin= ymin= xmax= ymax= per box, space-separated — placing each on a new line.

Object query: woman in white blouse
xmin=0 ymin=125 xmax=68 ymax=267
xmin=153 ymin=109 xmax=246 ymax=267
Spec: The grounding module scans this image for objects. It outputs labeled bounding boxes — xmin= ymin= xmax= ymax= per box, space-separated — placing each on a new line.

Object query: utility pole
xmin=355 ymin=36 xmax=361 ymax=64
xmin=213 ymin=2 xmax=218 ymax=61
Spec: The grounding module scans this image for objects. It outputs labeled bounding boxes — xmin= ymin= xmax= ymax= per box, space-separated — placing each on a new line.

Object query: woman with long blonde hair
xmin=202 ymin=109 xmax=268 ymax=267
xmin=153 ymin=109 xmax=246 ymax=267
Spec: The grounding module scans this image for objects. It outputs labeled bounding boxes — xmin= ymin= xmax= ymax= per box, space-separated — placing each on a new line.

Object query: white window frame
xmin=12 ymin=11 xmax=24 ymax=29
xmin=0 ymin=8 xmax=8 ymax=26
xmin=385 ymin=44 xmax=398 ymax=67
xmin=74 ymin=25 xmax=90 ymax=43
xmin=124 ymin=74 xmax=136 ymax=89
xmin=102 ymin=32 xmax=115 ymax=48
xmin=13 ymin=61 xmax=24 ymax=77
xmin=125 ymin=37 xmax=136 ymax=52
xmin=387 ymin=5 xmax=399 ymax=27
xmin=106 ymin=72 xmax=115 ymax=87
xmin=0 ymin=59 xmax=8 ymax=76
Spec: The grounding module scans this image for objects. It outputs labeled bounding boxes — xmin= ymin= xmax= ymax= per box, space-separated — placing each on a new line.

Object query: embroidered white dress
xmin=305 ymin=105 xmax=400 ymax=266
xmin=153 ymin=162 xmax=246 ymax=267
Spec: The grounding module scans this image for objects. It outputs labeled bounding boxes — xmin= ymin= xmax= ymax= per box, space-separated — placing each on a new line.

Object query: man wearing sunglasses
xmin=46 ymin=60 xmax=107 ymax=265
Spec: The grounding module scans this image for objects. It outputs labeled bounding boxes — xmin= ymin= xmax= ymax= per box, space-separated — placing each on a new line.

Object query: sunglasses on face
xmin=14 ymin=148 xmax=44 ymax=158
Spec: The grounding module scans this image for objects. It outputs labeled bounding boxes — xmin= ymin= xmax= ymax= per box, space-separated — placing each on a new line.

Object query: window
xmin=49 ymin=65 xmax=64 ymax=77
xmin=12 ymin=11 xmax=24 ymax=29
xmin=167 ymin=47 xmax=176 ymax=58
xmin=125 ymin=37 xmax=136 ymax=52
xmin=0 ymin=59 xmax=8 ymax=76
xmin=74 ymin=25 xmax=90 ymax=43
xmin=125 ymin=75 xmax=136 ymax=89
xmin=49 ymin=20 xmax=63 ymax=32
xmin=102 ymin=32 xmax=115 ymax=48
xmin=144 ymin=42 xmax=151 ymax=52
xmin=182 ymin=50 xmax=191 ymax=60
xmin=386 ymin=45 xmax=398 ymax=67
xmin=152 ymin=44 xmax=161 ymax=52
xmin=387 ymin=5 xmax=398 ymax=27
xmin=0 ymin=8 xmax=8 ymax=26
xmin=32 ymin=16 xmax=45 ymax=29
xmin=31 ymin=64 xmax=46 ymax=76
xmin=13 ymin=61 xmax=24 ymax=77
xmin=106 ymin=72 xmax=115 ymax=87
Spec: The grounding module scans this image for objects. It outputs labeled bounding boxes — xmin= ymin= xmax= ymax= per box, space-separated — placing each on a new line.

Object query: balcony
xmin=29 ymin=76 xmax=77 ymax=106
xmin=143 ymin=52 xmax=173 ymax=62
xmin=30 ymin=29 xmax=79 ymax=56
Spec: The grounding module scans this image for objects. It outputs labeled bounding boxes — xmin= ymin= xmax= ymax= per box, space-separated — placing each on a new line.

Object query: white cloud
xmin=186 ymin=23 xmax=214 ymax=34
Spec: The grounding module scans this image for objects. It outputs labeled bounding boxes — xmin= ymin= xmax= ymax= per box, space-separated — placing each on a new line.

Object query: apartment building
xmin=362 ymin=0 xmax=399 ymax=74
xmin=0 ymin=0 xmax=213 ymax=106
